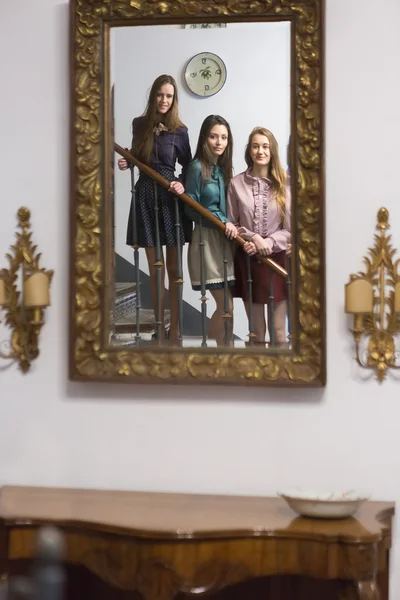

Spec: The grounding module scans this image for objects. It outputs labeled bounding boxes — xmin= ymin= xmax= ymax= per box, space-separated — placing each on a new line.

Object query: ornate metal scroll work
xmin=347 ymin=208 xmax=400 ymax=382
xmin=0 ymin=208 xmax=53 ymax=373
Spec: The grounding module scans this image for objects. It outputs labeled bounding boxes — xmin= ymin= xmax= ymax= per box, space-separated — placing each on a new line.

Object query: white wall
xmin=1 ymin=1 xmax=400 ymax=596
xmin=112 ymin=23 xmax=290 ymax=339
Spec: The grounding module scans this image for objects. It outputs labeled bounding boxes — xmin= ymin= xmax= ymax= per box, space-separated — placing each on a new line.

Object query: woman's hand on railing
xmin=168 ymin=181 xmax=184 ymax=196
xmin=250 ymin=234 xmax=273 ymax=256
xmin=286 ymin=243 xmax=292 ymax=257
xmin=118 ymin=158 xmax=129 ymax=171
xmin=224 ymin=222 xmax=238 ymax=240
xmin=243 ymin=241 xmax=257 ymax=256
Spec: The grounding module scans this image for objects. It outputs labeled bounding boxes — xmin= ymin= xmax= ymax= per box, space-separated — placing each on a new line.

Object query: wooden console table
xmin=0 ymin=486 xmax=394 ymax=600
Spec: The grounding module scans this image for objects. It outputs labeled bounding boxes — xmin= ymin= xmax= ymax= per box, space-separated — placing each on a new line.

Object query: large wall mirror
xmin=69 ymin=0 xmax=325 ymax=387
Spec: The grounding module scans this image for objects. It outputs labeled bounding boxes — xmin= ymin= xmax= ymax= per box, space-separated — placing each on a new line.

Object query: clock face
xmin=184 ymin=52 xmax=227 ymax=98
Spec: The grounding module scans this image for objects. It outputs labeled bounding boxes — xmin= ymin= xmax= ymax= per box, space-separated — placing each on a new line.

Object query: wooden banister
xmin=114 ymin=143 xmax=288 ymax=279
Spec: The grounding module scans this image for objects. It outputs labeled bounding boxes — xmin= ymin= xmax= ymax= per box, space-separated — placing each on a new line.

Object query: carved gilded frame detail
xmin=69 ymin=0 xmax=326 ymax=386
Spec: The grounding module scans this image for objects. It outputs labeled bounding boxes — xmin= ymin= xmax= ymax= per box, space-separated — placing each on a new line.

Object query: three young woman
xmin=118 ymin=75 xmax=291 ymax=346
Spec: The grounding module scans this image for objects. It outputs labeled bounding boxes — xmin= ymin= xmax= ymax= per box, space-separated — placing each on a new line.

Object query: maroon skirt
xmin=233 ymin=248 xmax=287 ymax=304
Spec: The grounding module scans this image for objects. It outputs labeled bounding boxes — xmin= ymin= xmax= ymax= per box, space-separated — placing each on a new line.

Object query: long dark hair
xmin=244 ymin=126 xmax=287 ymax=223
xmin=193 ymin=115 xmax=233 ymax=187
xmin=132 ymin=74 xmax=185 ymax=164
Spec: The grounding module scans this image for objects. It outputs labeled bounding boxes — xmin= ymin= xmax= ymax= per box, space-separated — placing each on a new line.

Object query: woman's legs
xmin=144 ymin=245 xmax=186 ymax=344
xmin=245 ymin=300 xmax=288 ymax=346
xmin=245 ymin=302 xmax=266 ymax=345
xmin=209 ymin=289 xmax=234 ymax=346
xmin=166 ymin=245 xmax=183 ymax=344
xmin=271 ymin=300 xmax=288 ymax=345
xmin=145 ymin=247 xmax=166 ymax=341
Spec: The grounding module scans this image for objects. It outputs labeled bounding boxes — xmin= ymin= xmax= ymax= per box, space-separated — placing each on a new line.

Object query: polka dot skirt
xmin=126 ymin=168 xmax=193 ymax=248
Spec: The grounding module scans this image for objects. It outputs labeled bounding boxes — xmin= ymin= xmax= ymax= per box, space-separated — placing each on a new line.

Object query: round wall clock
xmin=184 ymin=52 xmax=227 ymax=98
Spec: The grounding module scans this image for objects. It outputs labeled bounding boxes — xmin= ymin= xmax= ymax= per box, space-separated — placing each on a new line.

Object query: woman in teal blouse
xmin=185 ymin=115 xmax=237 ymax=346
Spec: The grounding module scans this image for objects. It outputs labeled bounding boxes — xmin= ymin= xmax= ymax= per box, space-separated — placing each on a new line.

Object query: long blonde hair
xmin=245 ymin=127 xmax=287 ymax=223
xmin=132 ymin=74 xmax=185 ymax=165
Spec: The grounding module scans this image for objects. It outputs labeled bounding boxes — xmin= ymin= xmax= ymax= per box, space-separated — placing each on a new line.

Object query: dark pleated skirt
xmin=233 ymin=248 xmax=287 ymax=304
xmin=126 ymin=167 xmax=192 ymax=248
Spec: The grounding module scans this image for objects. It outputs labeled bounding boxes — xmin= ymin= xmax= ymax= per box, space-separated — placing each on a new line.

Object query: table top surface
xmin=0 ymin=486 xmax=394 ymax=543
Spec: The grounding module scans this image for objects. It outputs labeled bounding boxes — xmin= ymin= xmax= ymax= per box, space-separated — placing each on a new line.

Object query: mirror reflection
xmin=111 ymin=22 xmax=292 ymax=349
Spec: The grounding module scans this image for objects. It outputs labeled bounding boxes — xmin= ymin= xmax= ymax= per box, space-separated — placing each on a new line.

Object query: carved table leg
xmin=357 ymin=579 xmax=380 ymax=600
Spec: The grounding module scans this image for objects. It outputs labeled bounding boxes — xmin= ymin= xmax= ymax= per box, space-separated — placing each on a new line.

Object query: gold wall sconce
xmin=345 ymin=207 xmax=400 ymax=382
xmin=0 ymin=207 xmax=53 ymax=373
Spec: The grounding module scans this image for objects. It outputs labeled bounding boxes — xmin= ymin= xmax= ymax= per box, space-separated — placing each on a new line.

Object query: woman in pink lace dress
xmin=227 ymin=127 xmax=291 ymax=346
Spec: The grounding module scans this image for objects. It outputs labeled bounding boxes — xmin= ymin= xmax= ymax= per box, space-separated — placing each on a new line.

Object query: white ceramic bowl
xmin=278 ymin=489 xmax=369 ymax=519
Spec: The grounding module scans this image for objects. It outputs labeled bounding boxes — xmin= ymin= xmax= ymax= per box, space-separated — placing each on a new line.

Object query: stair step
xmin=181 ymin=338 xmax=246 ymax=348
xmin=115 ymin=309 xmax=171 ymax=334
xmin=109 ymin=335 xmax=247 ymax=348
xmin=113 ymin=283 xmax=137 ymax=322
xmin=115 ymin=283 xmax=136 ymax=299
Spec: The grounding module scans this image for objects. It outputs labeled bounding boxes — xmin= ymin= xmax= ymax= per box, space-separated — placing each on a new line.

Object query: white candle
xmin=24 ymin=272 xmax=50 ymax=308
xmin=345 ymin=277 xmax=373 ymax=314
xmin=0 ymin=278 xmax=5 ymax=306
xmin=394 ymin=281 xmax=400 ymax=314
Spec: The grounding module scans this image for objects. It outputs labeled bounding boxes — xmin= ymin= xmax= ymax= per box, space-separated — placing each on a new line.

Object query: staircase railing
xmin=114 ymin=143 xmax=288 ymax=280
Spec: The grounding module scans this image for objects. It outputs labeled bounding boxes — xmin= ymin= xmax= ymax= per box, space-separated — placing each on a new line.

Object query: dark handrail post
xmin=130 ymin=167 xmax=141 ymax=346
xmin=199 ymin=218 xmax=208 ymax=347
xmin=268 ymin=273 xmax=276 ymax=347
xmin=174 ymin=197 xmax=184 ymax=347
xmin=286 ymin=253 xmax=292 ymax=345
xmin=246 ymin=255 xmax=255 ymax=346
xmin=153 ymin=180 xmax=163 ymax=344
xmin=223 ymin=238 xmax=231 ymax=346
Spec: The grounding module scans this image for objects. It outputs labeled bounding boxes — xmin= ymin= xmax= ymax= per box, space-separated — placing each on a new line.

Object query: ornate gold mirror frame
xmin=69 ymin=0 xmax=326 ymax=387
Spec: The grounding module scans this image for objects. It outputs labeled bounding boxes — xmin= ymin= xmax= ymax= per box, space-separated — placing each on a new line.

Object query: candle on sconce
xmin=0 ymin=277 xmax=5 ymax=306
xmin=394 ymin=280 xmax=400 ymax=314
xmin=24 ymin=272 xmax=50 ymax=309
xmin=345 ymin=277 xmax=373 ymax=314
